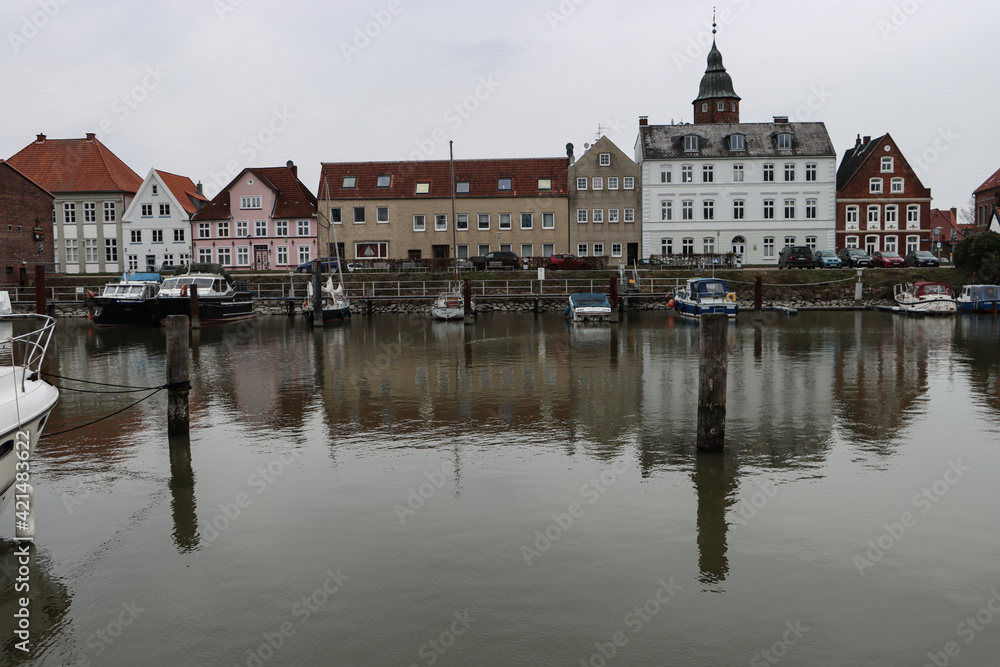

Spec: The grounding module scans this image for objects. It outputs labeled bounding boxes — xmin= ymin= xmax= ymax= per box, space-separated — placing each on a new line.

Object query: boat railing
xmin=0 ymin=314 xmax=57 ymax=388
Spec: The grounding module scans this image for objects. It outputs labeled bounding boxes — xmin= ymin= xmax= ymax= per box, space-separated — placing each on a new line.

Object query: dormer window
xmin=729 ymin=134 xmax=745 ymax=151
xmin=376 ymin=175 xmax=391 ymax=187
xmin=881 ymin=157 xmax=894 ymax=172
xmin=456 ymin=181 xmax=470 ymax=194
xmin=776 ymin=133 xmax=793 ymax=150
xmin=537 ymin=178 xmax=551 ymax=190
xmin=415 ymin=182 xmax=430 ymax=194
xmin=342 ymin=175 xmax=356 ymax=188
xmin=683 ymin=135 xmax=699 ymax=153
xmin=498 ymin=178 xmax=512 ymax=191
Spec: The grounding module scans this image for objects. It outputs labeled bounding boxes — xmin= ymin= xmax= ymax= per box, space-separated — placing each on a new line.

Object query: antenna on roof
xmin=595 ymin=123 xmax=609 ymax=142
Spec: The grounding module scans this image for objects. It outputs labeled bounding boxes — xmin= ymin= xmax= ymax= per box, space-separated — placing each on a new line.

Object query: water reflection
xmin=0 ymin=541 xmax=71 ymax=663
xmin=168 ymin=434 xmax=198 ymax=553
xmin=693 ymin=451 xmax=736 ymax=588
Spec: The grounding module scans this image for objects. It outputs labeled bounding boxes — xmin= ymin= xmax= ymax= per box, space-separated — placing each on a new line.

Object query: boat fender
xmin=86 ymin=290 xmax=94 ymax=298
xmin=303 ymin=300 xmax=308 ymax=310
xmin=180 ymin=284 xmax=188 ymax=297
xmin=667 ymin=299 xmax=676 ymax=309
xmin=725 ymin=292 xmax=737 ymax=303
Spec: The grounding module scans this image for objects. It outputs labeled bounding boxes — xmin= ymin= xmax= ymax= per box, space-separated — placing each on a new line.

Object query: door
xmin=627 ymin=243 xmax=639 ymax=265
xmin=432 ymin=245 xmax=449 ymax=259
xmin=146 ymin=255 xmax=157 ymax=271
xmin=253 ymin=245 xmax=269 ymax=270
xmin=731 ymin=236 xmax=747 ymax=266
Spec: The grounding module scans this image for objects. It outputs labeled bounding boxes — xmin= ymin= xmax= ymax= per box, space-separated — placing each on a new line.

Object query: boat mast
xmin=450 ymin=140 xmax=458 ymax=284
xmin=324 ymin=177 xmax=346 ymax=286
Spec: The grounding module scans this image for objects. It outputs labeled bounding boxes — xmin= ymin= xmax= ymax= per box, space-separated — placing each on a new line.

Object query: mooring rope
xmin=724 ymin=276 xmax=859 ymax=287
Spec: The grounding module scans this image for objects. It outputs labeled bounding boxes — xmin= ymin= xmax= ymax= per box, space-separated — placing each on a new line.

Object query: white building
xmin=121 ymin=169 xmax=207 ymax=271
xmin=635 ymin=33 xmax=837 ymax=265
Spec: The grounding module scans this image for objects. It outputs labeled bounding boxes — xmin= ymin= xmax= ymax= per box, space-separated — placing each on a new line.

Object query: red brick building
xmin=973 ymin=167 xmax=1000 ymax=234
xmin=0 ymin=160 xmax=54 ymax=286
xmin=835 ymin=133 xmax=932 ymax=256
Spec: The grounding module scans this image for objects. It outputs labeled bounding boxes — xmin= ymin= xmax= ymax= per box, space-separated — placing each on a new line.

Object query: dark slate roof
xmin=974 ymin=166 xmax=1000 ymax=194
xmin=192 ymin=166 xmax=317 ymax=222
xmin=638 ymin=122 xmax=834 ymax=159
xmin=835 ymin=134 xmax=885 ymax=190
xmin=317 ymin=158 xmax=570 ymax=199
xmin=693 ymin=40 xmax=740 ymax=102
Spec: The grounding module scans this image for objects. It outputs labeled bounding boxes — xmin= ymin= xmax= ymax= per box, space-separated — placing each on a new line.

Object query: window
xmin=660 ymin=169 xmax=671 ymax=184
xmin=729 ymin=134 xmax=745 ymax=151
xmin=682 ymin=200 xmax=693 ymax=220
xmin=845 ymin=235 xmax=859 ymax=249
xmin=577 ymin=244 xmax=588 ymax=257
xmin=105 ymin=238 xmax=117 ymax=262
xmin=478 ymin=244 xmax=490 ymax=255
xmin=733 ymin=200 xmax=744 ymax=220
xmin=198 ymin=222 xmax=210 ymax=238
xmin=805 ymin=163 xmax=817 ymax=181
xmin=435 ymin=214 xmax=448 ymax=231
xmin=330 ymin=208 xmax=342 ymax=225
xmin=592 ymin=209 xmax=603 ymax=223
xmin=867 ymin=205 xmax=880 ymax=230
xmin=885 ymin=205 xmax=898 ymax=229
xmin=457 ymin=214 xmax=469 ymax=230
xmin=763 ymin=164 xmax=774 ymax=181
xmin=869 ymin=178 xmax=883 ymax=194
xmin=661 ymin=238 xmax=673 ymax=255
xmin=65 ymin=239 xmax=78 ymax=262
xmin=64 ymin=202 xmax=76 ymax=223
xmin=215 ymin=247 xmax=231 ymax=266
xmin=521 ymin=244 xmax=534 ymax=258
xmin=457 ymin=245 xmax=469 ymax=258
xmin=174 ymin=228 xmax=185 ymax=242
xmin=682 ymin=238 xmax=694 ymax=255
xmin=217 ymin=221 xmax=230 ymax=237
xmin=104 ymin=202 xmax=116 ymax=222
xmin=784 ymin=163 xmax=795 ymax=181
xmin=805 ymin=236 xmax=817 ymax=250
xmin=703 ymin=237 xmax=715 ymax=254
xmin=236 ymin=246 xmax=249 ymax=265
xmin=297 ymin=245 xmax=311 ymax=264
xmin=478 ymin=214 xmax=490 ymax=230
xmin=84 ymin=239 xmax=99 ymax=262
xmin=456 ymin=181 xmax=470 ymax=194
xmin=499 ymin=213 xmax=511 ymax=230
xmin=576 ymin=177 xmax=587 ymax=190
xmin=623 ymin=176 xmax=634 ymax=190
xmin=777 ymin=133 xmax=792 ymax=150
xmin=624 ymin=209 xmax=634 ymax=222
xmin=350 ymin=207 xmax=364 ymax=224
xmin=906 ymin=235 xmax=920 ymax=253
xmin=342 ymin=176 xmax=356 ymax=188
xmin=733 ymin=164 xmax=744 ymax=182
xmin=141 ymin=203 xmax=153 ymax=217
xmin=701 ymin=103 xmax=708 ymax=112
xmin=608 ymin=209 xmax=619 ymax=223
xmin=241 ymin=195 xmax=262 ymax=208
xmin=846 ymin=206 xmax=859 ymax=230
xmin=276 ymin=221 xmax=288 ymax=236
xmin=413 ymin=215 xmax=426 ymax=231
xmin=593 ymin=243 xmax=604 ymax=256
xmin=763 ymin=237 xmax=775 ymax=257
xmin=891 ymin=178 xmax=903 ymax=193
xmin=84 ymin=202 xmax=96 ymax=222
xmin=703 ymin=200 xmax=714 ymax=220
xmin=784 ymin=199 xmax=795 ymax=219
xmin=599 ymin=153 xmax=611 ymax=166
xmin=376 ymin=175 xmax=391 ymax=187
xmin=592 ymin=177 xmax=603 ymax=190
xmin=608 ymin=177 xmax=618 ymax=190
xmin=543 ymin=213 xmax=554 ymax=229
xmin=159 ymin=203 xmax=170 ymax=216
xmin=231 ymin=220 xmax=245 ymax=237
xmin=297 ymin=220 xmax=309 ymax=236
xmin=497 ymin=178 xmax=512 ymax=191
xmin=612 ymin=243 xmax=622 ymax=257
xmin=415 ymin=182 xmax=430 ymax=194
xmin=151 ymin=185 xmax=158 ymax=195
xmin=865 ymin=235 xmax=879 ymax=254
xmin=764 ymin=199 xmax=774 ymax=219
xmin=127 ymin=254 xmax=138 ymax=270
xmin=684 ymin=135 xmax=698 ymax=152
xmin=885 ymin=236 xmax=898 ymax=253
xmin=881 ymin=157 xmax=894 ymax=172
xmin=661 ymin=201 xmax=672 ymax=221
xmin=702 ymin=165 xmax=714 ymax=183
xmin=577 ymin=209 xmax=588 ymax=223
xmin=538 ymin=178 xmax=551 ymax=190
xmin=130 ymin=230 xmax=142 ymax=243
xmin=276 ymin=246 xmax=288 ymax=264
xmin=717 ymin=101 xmax=725 ymax=111
xmin=681 ymin=165 xmax=693 ymax=183
xmin=806 ymin=199 xmax=817 ymax=219
xmin=152 ymin=229 xmax=163 ymax=243
xmin=906 ymin=205 xmax=920 ymax=229
xmin=199 ymin=247 xmax=213 ymax=263
xmin=784 ymin=236 xmax=796 ymax=247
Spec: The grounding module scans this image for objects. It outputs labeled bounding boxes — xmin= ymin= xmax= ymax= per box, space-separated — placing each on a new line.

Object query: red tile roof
xmin=930 ymin=208 xmax=973 ymax=240
xmin=974 ymin=167 xmax=1000 ymax=194
xmin=0 ymin=159 xmax=54 ymax=198
xmin=155 ymin=170 xmax=207 ymax=215
xmin=192 ymin=166 xmax=317 ymax=221
xmin=6 ymin=134 xmax=142 ymax=194
xmin=318 ymin=158 xmax=570 ymax=199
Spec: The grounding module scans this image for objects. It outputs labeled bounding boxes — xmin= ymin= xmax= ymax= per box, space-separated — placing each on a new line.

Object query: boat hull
xmin=674 ymin=299 xmax=738 ymax=318
xmin=893 ymin=298 xmax=957 ymax=314
xmin=154 ymin=296 xmax=255 ymax=324
xmin=85 ymin=296 xmax=158 ymax=326
xmin=0 ymin=370 xmax=59 ymax=521
xmin=305 ymin=305 xmax=351 ymax=323
xmin=957 ymin=300 xmax=1000 ymax=313
xmin=432 ymin=306 xmax=465 ymax=320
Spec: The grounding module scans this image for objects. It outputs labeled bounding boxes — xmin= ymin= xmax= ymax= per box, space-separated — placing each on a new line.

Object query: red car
xmin=872 ymin=251 xmax=905 ymax=268
xmin=547 ymin=253 xmax=588 ymax=270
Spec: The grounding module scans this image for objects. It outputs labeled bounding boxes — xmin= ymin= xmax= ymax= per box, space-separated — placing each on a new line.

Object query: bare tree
xmin=960 ymin=194 xmax=976 ymax=227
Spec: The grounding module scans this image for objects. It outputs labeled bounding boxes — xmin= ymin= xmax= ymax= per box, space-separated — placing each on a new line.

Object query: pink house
xmin=191 ymin=163 xmax=318 ymax=270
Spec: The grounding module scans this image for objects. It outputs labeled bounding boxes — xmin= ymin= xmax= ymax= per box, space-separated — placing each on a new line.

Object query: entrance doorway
xmin=731 ymin=236 xmax=747 ymax=266
xmin=432 ymin=245 xmax=449 ymax=259
xmin=253 ymin=245 xmax=269 ymax=270
xmin=627 ymin=243 xmax=639 ymax=264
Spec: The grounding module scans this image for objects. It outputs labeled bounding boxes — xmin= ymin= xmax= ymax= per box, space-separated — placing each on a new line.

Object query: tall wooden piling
xmin=34 ymin=265 xmax=45 ymax=315
xmin=311 ymin=260 xmax=323 ymax=328
xmin=609 ymin=276 xmax=619 ymax=323
xmin=189 ymin=284 xmax=200 ymax=329
xmin=165 ymin=315 xmax=190 ymax=435
xmin=463 ymin=279 xmax=473 ymax=325
xmin=697 ymin=313 xmax=729 ymax=451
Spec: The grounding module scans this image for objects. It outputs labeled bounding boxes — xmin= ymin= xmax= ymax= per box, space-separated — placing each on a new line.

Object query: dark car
xmin=838 ymin=247 xmax=874 ymax=268
xmin=812 ymin=249 xmax=842 ymax=269
xmin=778 ymin=245 xmax=815 ymax=269
xmin=905 ymin=250 xmax=940 ymax=267
xmin=470 ymin=251 xmax=520 ymax=271
xmin=547 ymin=253 xmax=587 ymax=270
xmin=872 ymin=251 xmax=905 ymax=268
xmin=295 ymin=257 xmax=340 ymax=273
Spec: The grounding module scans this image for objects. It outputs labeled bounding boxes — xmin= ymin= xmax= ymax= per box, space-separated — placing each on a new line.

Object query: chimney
xmin=36 ymin=133 xmax=46 ymax=143
xmin=639 ymin=116 xmax=648 ymax=127
xmin=565 ymin=143 xmax=574 ymax=165
xmin=863 ymin=136 xmax=871 ymax=144
xmin=855 ymin=134 xmax=862 ymax=148
xmin=196 ymin=181 xmax=204 ymax=196
xmin=85 ymin=132 xmax=96 ymax=141
xmin=286 ymin=160 xmax=297 ymax=178
xmin=773 ymin=116 xmax=789 ymax=124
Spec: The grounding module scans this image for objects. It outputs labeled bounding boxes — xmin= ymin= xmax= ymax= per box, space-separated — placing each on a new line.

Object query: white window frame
xmin=763 ymin=237 xmax=775 ymax=258
xmin=881 ymin=157 xmax=894 ymax=172
xmin=885 ymin=205 xmax=898 ymax=230
xmin=607 ymin=177 xmax=618 ymax=190
xmin=805 ymin=163 xmax=817 ymax=181
xmin=702 ymin=164 xmax=714 ymax=183
xmin=682 ymin=200 xmax=693 ymax=221
xmin=599 ymin=153 xmax=611 ymax=166
xmin=592 ymin=177 xmax=603 ymax=190
xmin=612 ymin=243 xmax=622 ymax=257
xmin=906 ymin=205 xmax=920 ymax=229
xmin=104 ymin=201 xmax=116 ymax=222
xmin=577 ymin=244 xmax=588 ymax=257
xmin=478 ymin=214 xmax=490 ymax=230
xmin=733 ymin=200 xmax=744 ymax=220
xmin=198 ymin=222 xmax=210 ymax=238
xmin=846 ymin=206 xmax=859 ymax=230
xmin=377 ymin=206 xmax=389 ymax=223
xmin=435 ymin=214 xmax=448 ymax=231
xmin=576 ymin=177 xmax=587 ymax=190
xmin=906 ymin=235 xmax=920 ymax=253
xmin=456 ymin=213 xmax=469 ymax=230
xmin=592 ymin=209 xmax=603 ymax=224
xmin=661 ymin=201 xmax=672 ymax=221
xmin=784 ymin=199 xmax=795 ymax=220
xmin=297 ymin=220 xmax=309 ymax=236
xmin=681 ymin=165 xmax=693 ymax=183
xmin=240 ymin=195 xmax=262 ymax=209
xmin=869 ymin=177 xmax=883 ymax=194
xmin=608 ymin=209 xmax=619 ymax=223
xmin=255 ymin=220 xmax=267 ymax=236
xmin=805 ymin=199 xmax=817 ymax=220
xmin=499 ymin=213 xmax=512 ymax=230
xmin=276 ymin=246 xmax=288 ymax=265
xmin=542 ymin=213 xmax=554 ymax=229
xmin=891 ymin=177 xmax=903 ymax=193
xmin=623 ymin=176 xmax=634 ymax=190
xmin=520 ymin=213 xmax=533 ymax=229
xmin=733 ymin=164 xmax=744 ymax=182
xmin=623 ymin=209 xmax=634 ymax=222
xmin=413 ymin=214 xmax=426 ymax=232
xmin=867 ymin=205 xmax=881 ymax=230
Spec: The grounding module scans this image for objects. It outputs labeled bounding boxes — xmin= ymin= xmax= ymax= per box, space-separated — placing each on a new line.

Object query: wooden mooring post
xmin=189 ymin=284 xmax=201 ymax=329
xmin=609 ymin=276 xmax=619 ymax=323
xmin=463 ymin=279 xmax=473 ymax=325
xmin=165 ymin=314 xmax=190 ymax=435
xmin=697 ymin=313 xmax=729 ymax=451
xmin=311 ymin=260 xmax=323 ymax=328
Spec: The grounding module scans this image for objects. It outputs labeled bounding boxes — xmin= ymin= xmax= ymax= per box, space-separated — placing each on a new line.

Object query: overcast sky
xmin=2 ymin=0 xmax=994 ymax=210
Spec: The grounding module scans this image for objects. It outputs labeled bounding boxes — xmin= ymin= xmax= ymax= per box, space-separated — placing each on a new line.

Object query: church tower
xmin=692 ymin=18 xmax=740 ymax=124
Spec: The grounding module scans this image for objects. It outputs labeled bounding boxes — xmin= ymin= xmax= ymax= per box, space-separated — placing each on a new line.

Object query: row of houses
xmin=2 ymin=35 xmax=996 ymax=279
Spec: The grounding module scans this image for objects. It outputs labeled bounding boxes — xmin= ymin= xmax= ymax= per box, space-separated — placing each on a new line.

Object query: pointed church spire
xmin=692 ymin=11 xmax=740 ymax=124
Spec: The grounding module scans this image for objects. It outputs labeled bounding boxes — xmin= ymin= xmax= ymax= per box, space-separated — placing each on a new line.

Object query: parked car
xmin=778 ymin=245 xmax=815 ymax=269
xmin=812 ymin=249 xmax=842 ymax=269
xmin=470 ymin=251 xmax=520 ymax=271
xmin=546 ymin=253 xmax=588 ymax=270
xmin=905 ymin=250 xmax=940 ymax=267
xmin=838 ymin=247 xmax=874 ymax=268
xmin=295 ymin=257 xmax=340 ymax=273
xmin=872 ymin=251 xmax=905 ymax=268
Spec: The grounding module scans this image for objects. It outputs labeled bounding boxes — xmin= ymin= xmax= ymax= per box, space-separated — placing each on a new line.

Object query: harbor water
xmin=3 ymin=310 xmax=1000 ymax=666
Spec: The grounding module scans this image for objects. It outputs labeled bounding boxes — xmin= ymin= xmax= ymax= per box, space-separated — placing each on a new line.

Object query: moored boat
xmin=431 ymin=288 xmax=475 ymax=321
xmin=85 ymin=272 xmax=162 ymax=326
xmin=669 ymin=278 xmax=738 ymax=318
xmin=303 ymin=276 xmax=351 ymax=323
xmin=153 ymin=264 xmax=255 ymax=324
xmin=893 ymin=282 xmax=957 ymax=314
xmin=957 ymin=284 xmax=1000 ymax=313
xmin=564 ymin=292 xmax=612 ymax=322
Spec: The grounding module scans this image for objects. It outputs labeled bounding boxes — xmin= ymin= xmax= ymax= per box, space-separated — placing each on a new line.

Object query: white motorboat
xmin=564 ymin=292 xmax=613 ymax=322
xmin=893 ymin=282 xmax=957 ymax=314
xmin=432 ymin=289 xmax=474 ymax=321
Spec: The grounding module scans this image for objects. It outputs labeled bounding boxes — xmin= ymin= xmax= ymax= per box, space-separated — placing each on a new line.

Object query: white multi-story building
xmin=121 ymin=169 xmax=207 ymax=271
xmin=635 ymin=33 xmax=837 ymax=265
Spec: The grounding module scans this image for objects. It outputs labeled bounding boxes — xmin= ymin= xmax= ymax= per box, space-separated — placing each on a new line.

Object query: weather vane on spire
xmin=712 ymin=6 xmax=716 ymax=35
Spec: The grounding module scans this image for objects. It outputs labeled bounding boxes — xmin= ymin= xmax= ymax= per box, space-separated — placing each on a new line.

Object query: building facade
xmin=636 ymin=37 xmax=836 ymax=265
xmin=7 ymin=134 xmax=143 ymax=274
xmin=568 ymin=136 xmax=641 ymax=264
xmin=0 ymin=160 xmax=54 ymax=285
xmin=973 ymin=167 xmax=1000 ymax=234
xmin=191 ymin=165 xmax=317 ymax=270
xmin=316 ymin=158 xmax=570 ymax=262
xmin=121 ymin=169 xmax=207 ymax=271
xmin=835 ymin=134 xmax=932 ymax=256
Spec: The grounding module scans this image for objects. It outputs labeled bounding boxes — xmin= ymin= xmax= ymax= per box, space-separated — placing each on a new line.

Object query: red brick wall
xmin=694 ymin=99 xmax=739 ymax=124
xmin=0 ymin=163 xmax=54 ymax=285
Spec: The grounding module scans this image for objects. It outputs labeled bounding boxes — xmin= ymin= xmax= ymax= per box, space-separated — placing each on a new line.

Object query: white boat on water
xmin=670 ymin=278 xmax=738 ymax=318
xmin=0 ymin=311 xmax=59 ymax=524
xmin=304 ymin=276 xmax=351 ymax=323
xmin=564 ymin=292 xmax=613 ymax=322
xmin=893 ymin=282 xmax=957 ymax=314
xmin=431 ymin=289 xmax=474 ymax=320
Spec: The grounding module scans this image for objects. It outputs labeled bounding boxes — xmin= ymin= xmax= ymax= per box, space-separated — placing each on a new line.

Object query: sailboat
xmin=304 ymin=179 xmax=351 ymax=324
xmin=432 ymin=141 xmax=474 ymax=321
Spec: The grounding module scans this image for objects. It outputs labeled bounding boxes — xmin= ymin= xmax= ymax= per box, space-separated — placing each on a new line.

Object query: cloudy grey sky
xmin=2 ymin=0 xmax=994 ymax=209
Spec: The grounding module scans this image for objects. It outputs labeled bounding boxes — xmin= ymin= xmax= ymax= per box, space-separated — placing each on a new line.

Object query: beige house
xmin=568 ymin=136 xmax=642 ymax=264
xmin=316 ymin=158 xmax=570 ymax=262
